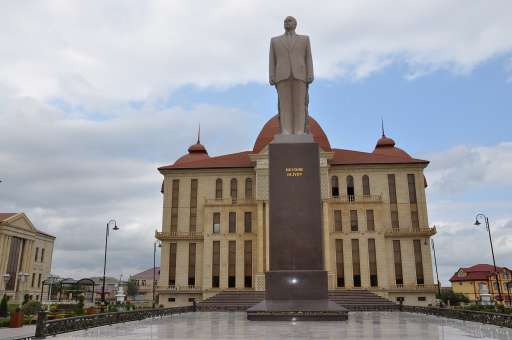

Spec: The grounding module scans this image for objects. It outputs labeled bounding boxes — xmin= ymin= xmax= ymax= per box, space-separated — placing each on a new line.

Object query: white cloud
xmin=1 ymin=1 xmax=512 ymax=103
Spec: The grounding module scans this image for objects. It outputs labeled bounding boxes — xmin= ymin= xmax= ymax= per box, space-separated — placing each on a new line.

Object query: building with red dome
xmin=156 ymin=115 xmax=437 ymax=307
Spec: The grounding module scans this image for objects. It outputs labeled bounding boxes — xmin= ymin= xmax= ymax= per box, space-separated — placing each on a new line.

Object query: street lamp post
xmin=474 ymin=213 xmax=502 ymax=302
xmin=2 ymin=273 xmax=10 ymax=298
xmin=431 ymin=239 xmax=441 ymax=297
xmin=153 ymin=240 xmax=161 ymax=308
xmin=17 ymin=272 xmax=29 ymax=306
xmin=101 ymin=219 xmax=119 ymax=304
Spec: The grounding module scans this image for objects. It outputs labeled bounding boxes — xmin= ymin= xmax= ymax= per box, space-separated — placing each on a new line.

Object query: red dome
xmin=253 ymin=115 xmax=332 ymax=153
xmin=373 ymin=134 xmax=411 ymax=158
xmin=174 ymin=142 xmax=209 ymax=165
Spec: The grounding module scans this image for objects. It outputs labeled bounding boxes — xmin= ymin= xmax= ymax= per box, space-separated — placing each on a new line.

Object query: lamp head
xmin=474 ymin=219 xmax=481 ymax=226
xmin=113 ymin=224 xmax=119 ymax=231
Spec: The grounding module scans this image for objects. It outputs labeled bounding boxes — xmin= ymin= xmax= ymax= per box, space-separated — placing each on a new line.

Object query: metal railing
xmin=34 ymin=306 xmax=193 ymax=338
xmin=384 ymin=226 xmax=436 ymax=237
xmin=330 ymin=194 xmax=383 ymax=203
xmin=160 ymin=285 xmax=202 ymax=292
xmin=155 ymin=231 xmax=204 ymax=240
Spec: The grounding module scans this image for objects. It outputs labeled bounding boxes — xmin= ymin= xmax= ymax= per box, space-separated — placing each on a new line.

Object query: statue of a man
xmin=269 ymin=16 xmax=314 ymax=135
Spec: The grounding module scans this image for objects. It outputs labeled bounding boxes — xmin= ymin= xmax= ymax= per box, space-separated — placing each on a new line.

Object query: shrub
xmin=436 ymin=290 xmax=469 ymax=306
xmin=0 ymin=318 xmax=10 ymax=327
xmin=22 ymin=301 xmax=42 ymax=316
xmin=0 ymin=295 xmax=8 ymax=318
xmin=73 ymin=295 xmax=85 ymax=315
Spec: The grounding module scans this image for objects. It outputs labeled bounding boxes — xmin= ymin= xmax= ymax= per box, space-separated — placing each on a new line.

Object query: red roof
xmin=252 ymin=115 xmax=332 ymax=153
xmin=159 ymin=151 xmax=253 ymax=170
xmin=0 ymin=213 xmax=17 ymax=221
xmin=131 ymin=267 xmax=160 ymax=280
xmin=449 ymin=264 xmax=511 ymax=282
xmin=332 ymin=148 xmax=428 ymax=165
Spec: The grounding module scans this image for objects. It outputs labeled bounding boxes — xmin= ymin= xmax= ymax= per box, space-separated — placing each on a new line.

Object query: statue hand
xmin=307 ymin=76 xmax=314 ymax=84
xmin=269 ymin=78 xmax=276 ymax=86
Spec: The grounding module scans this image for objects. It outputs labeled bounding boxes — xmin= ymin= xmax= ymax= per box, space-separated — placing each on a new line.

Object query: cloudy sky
xmin=1 ymin=1 xmax=511 ymax=285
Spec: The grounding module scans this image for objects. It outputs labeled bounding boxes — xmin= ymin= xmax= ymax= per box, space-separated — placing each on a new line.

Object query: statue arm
xmin=306 ymin=36 xmax=314 ymax=83
xmin=269 ymin=39 xmax=276 ymax=85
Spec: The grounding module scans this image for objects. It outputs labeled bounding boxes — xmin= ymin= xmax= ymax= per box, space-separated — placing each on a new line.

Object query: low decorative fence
xmin=403 ymin=305 xmax=512 ymax=328
xmin=34 ymin=306 xmax=193 ymax=338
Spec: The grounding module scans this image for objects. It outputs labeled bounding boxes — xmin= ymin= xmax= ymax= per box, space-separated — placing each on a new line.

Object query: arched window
xmin=230 ymin=178 xmax=238 ymax=200
xmin=245 ymin=178 xmax=253 ymax=200
xmin=346 ymin=175 xmax=354 ymax=201
xmin=362 ymin=175 xmax=370 ymax=196
xmin=331 ymin=176 xmax=339 ymax=197
xmin=215 ymin=178 xmax=223 ymax=200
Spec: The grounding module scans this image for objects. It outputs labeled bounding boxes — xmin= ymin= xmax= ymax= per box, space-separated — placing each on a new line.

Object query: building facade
xmin=450 ymin=264 xmax=512 ymax=305
xmin=156 ymin=115 xmax=437 ymax=307
xmin=0 ymin=212 xmax=55 ymax=303
xmin=130 ymin=267 xmax=160 ymax=306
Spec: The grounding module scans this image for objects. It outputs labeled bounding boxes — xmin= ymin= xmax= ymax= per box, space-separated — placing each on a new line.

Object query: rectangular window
xmin=171 ymin=179 xmax=180 ymax=233
xmin=228 ymin=241 xmax=236 ymax=288
xmin=351 ymin=239 xmax=361 ymax=287
xmin=366 ymin=210 xmax=375 ymax=232
xmin=212 ymin=241 xmax=220 ymax=288
xmin=38 ymin=273 xmax=42 ymax=288
xmin=368 ymin=238 xmax=378 ymax=287
xmin=34 ymin=247 xmax=39 ymax=262
xmin=189 ymin=179 xmax=198 ymax=232
xmin=408 ymin=174 xmax=420 ymax=230
xmin=334 ymin=210 xmax=342 ymax=232
xmin=228 ymin=212 xmax=236 ymax=233
xmin=244 ymin=212 xmax=252 ymax=233
xmin=335 ymin=239 xmax=344 ymax=287
xmin=168 ymin=297 xmax=175 ymax=302
xmin=6 ymin=237 xmax=23 ymax=290
xmin=213 ymin=212 xmax=220 ymax=233
xmin=41 ymin=248 xmax=45 ymax=263
xmin=245 ymin=178 xmax=253 ymax=200
xmin=413 ymin=240 xmax=424 ymax=285
xmin=393 ymin=240 xmax=403 ymax=285
xmin=188 ymin=243 xmax=196 ymax=286
xmin=244 ymin=240 xmax=252 ymax=288
xmin=169 ymin=243 xmax=177 ymax=286
xmin=31 ymin=273 xmax=36 ymax=287
xmin=388 ymin=174 xmax=400 ymax=229
xmin=350 ymin=210 xmax=358 ymax=232
xmin=418 ymin=296 xmax=426 ymax=301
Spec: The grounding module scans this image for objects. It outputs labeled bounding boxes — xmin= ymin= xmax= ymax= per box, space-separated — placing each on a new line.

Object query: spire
xmin=197 ymin=123 xmax=201 ymax=144
xmin=381 ymin=116 xmax=385 ymax=137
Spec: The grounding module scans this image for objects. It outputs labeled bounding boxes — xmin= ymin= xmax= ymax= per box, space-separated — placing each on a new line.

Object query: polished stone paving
xmin=55 ymin=312 xmax=512 ymax=340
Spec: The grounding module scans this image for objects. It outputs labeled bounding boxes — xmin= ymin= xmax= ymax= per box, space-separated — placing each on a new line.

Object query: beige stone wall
xmin=157 ymin=155 xmax=436 ymax=307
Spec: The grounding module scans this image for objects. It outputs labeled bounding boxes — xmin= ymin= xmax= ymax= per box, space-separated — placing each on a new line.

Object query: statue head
xmin=283 ymin=16 xmax=297 ymax=32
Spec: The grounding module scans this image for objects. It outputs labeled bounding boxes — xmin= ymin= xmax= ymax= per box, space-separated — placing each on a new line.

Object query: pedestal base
xmin=247 ymin=300 xmax=348 ymax=321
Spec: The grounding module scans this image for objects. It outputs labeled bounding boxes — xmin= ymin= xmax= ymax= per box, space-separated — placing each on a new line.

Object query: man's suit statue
xmin=269 ymin=16 xmax=314 ymax=135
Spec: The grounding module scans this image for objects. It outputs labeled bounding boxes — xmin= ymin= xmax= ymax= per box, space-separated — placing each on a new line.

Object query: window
xmin=188 ymin=298 xmax=195 ymax=302
xmin=408 ymin=174 xmax=420 ymax=230
xmin=331 ymin=176 xmax=339 ymax=197
xmin=334 ymin=210 xmax=342 ymax=232
xmin=171 ymin=179 xmax=180 ymax=233
xmin=189 ymin=179 xmax=198 ymax=232
xmin=40 ymin=249 xmax=45 ymax=263
xmin=393 ymin=240 xmax=403 ymax=285
xmin=228 ymin=241 xmax=236 ymax=288
xmin=335 ymin=239 xmax=344 ymax=287
xmin=368 ymin=239 xmax=378 ymax=287
xmin=366 ymin=210 xmax=375 ymax=232
xmin=212 ymin=212 xmax=220 ymax=233
xmin=418 ymin=296 xmax=426 ymax=301
xmin=362 ymin=175 xmax=370 ymax=196
xmin=413 ymin=240 xmax=424 ymax=284
xmin=38 ymin=273 xmax=41 ymax=288
xmin=212 ymin=241 xmax=220 ymax=288
xmin=188 ymin=243 xmax=196 ymax=286
xmin=244 ymin=212 xmax=252 ymax=233
xmin=244 ymin=240 xmax=252 ymax=288
xmin=350 ymin=210 xmax=358 ymax=232
xmin=169 ymin=243 xmax=177 ymax=286
xmin=168 ymin=297 xmax=175 ymax=302
xmin=388 ymin=174 xmax=400 ymax=229
xmin=215 ymin=178 xmax=223 ymax=200
xmin=230 ymin=178 xmax=238 ymax=201
xmin=34 ymin=248 xmax=39 ymax=262
xmin=351 ymin=239 xmax=361 ymax=287
xmin=346 ymin=175 xmax=354 ymax=200
xmin=31 ymin=273 xmax=36 ymax=287
xmin=245 ymin=178 xmax=253 ymax=200
xmin=228 ymin=212 xmax=236 ymax=233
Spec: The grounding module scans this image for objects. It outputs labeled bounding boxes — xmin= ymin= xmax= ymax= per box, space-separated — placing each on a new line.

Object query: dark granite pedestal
xmin=247 ymin=137 xmax=348 ymax=321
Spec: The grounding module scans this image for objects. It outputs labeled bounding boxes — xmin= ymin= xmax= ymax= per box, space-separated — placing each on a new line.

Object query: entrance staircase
xmin=198 ymin=290 xmax=398 ymax=311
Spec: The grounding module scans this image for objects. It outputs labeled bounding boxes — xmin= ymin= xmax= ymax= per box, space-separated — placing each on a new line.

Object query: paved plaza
xmin=52 ymin=312 xmax=512 ymax=340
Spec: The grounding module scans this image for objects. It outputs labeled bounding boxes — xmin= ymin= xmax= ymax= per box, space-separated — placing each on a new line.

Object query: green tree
xmin=127 ymin=279 xmax=138 ymax=298
xmin=0 ymin=295 xmax=8 ymax=317
xmin=21 ymin=300 xmax=42 ymax=316
xmin=436 ymin=290 xmax=469 ymax=306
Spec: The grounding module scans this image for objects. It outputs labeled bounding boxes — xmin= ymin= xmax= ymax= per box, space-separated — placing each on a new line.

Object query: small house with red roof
xmin=450 ymin=264 xmax=512 ymax=304
xmin=156 ymin=115 xmax=438 ymax=307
